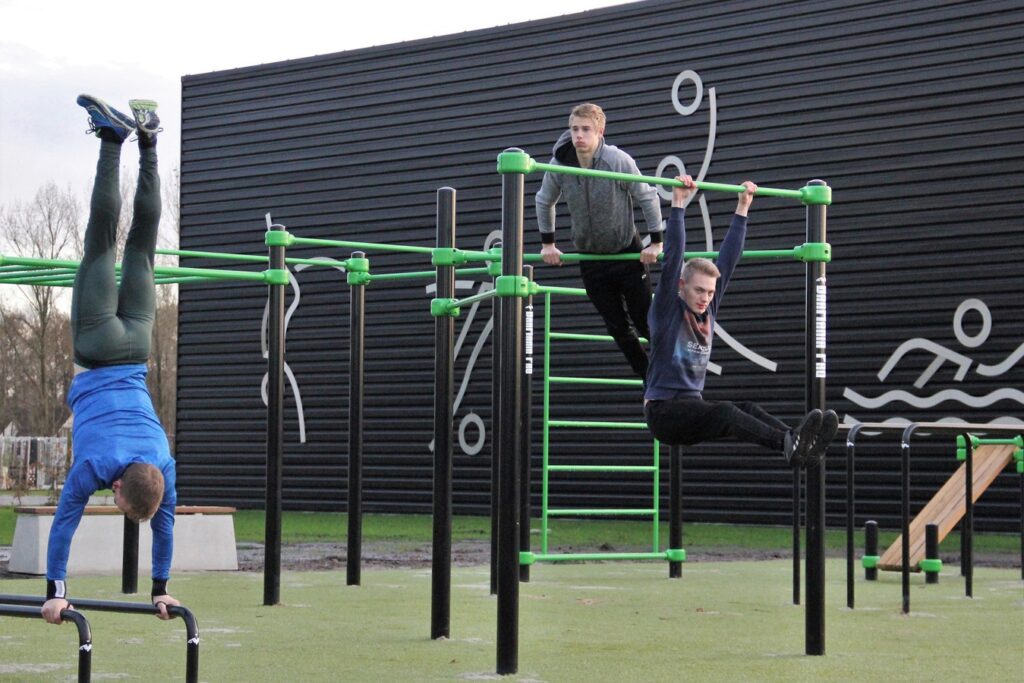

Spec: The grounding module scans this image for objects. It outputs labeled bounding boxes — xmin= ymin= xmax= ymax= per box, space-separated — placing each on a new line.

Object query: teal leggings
xmin=71 ymin=140 xmax=160 ymax=368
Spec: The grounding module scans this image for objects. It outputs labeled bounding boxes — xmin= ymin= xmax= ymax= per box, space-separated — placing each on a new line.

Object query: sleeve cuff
xmin=540 ymin=233 xmax=555 ymax=245
xmin=47 ymin=579 xmax=67 ymax=600
xmin=151 ymin=579 xmax=169 ymax=597
xmin=648 ymin=231 xmax=663 ymax=244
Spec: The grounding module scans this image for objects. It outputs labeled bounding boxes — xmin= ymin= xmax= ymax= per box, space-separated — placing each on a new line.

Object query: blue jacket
xmin=645 ymin=207 xmax=747 ymax=399
xmin=48 ymin=364 xmax=176 ymax=581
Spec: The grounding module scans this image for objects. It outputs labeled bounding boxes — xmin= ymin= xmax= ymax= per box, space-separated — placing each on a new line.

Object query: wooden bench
xmin=9 ymin=505 xmax=238 ymax=575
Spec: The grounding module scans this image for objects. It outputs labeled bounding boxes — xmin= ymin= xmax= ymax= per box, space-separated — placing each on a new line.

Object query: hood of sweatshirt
xmin=552 ymin=128 xmax=605 ymax=167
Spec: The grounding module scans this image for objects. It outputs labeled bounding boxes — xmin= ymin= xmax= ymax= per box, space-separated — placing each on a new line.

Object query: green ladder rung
xmin=548 ymin=465 xmax=657 ymax=472
xmin=530 ymin=552 xmax=668 ymax=562
xmin=547 ymin=508 xmax=657 ymax=517
xmin=549 ymin=376 xmax=643 ymax=387
xmin=549 ymin=420 xmax=649 ymax=429
xmin=549 ymin=331 xmax=648 ymax=344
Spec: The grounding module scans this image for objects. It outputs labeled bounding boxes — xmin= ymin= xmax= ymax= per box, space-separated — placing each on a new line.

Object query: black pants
xmin=71 ymin=140 xmax=160 ymax=368
xmin=644 ymin=397 xmax=790 ymax=452
xmin=579 ymin=257 xmax=652 ymax=380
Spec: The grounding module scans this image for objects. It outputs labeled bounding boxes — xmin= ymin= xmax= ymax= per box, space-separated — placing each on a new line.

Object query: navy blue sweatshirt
xmin=644 ymin=207 xmax=748 ymax=399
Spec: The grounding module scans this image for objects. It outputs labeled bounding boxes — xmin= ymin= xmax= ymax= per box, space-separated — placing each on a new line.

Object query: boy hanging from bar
xmin=42 ymin=95 xmax=180 ymax=624
xmin=643 ymin=176 xmax=838 ymax=468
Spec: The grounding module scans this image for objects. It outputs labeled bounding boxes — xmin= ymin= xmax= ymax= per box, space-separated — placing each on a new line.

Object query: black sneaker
xmin=804 ymin=409 xmax=839 ymax=469
xmin=783 ymin=409 xmax=823 ymax=468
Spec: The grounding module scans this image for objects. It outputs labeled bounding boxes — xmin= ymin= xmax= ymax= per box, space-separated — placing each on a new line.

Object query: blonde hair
xmin=569 ymin=103 xmax=606 ymax=130
xmin=681 ymin=258 xmax=721 ymax=281
xmin=120 ymin=463 xmax=165 ymax=521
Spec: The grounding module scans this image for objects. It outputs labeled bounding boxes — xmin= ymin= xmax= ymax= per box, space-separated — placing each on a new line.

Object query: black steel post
xmin=804 ymin=180 xmax=828 ymax=655
xmin=496 ymin=150 xmax=525 ymax=675
xmin=122 ymin=515 xmax=139 ymax=594
xmin=846 ymin=424 xmax=861 ymax=608
xmin=490 ymin=278 xmax=500 ymax=596
xmin=792 ymin=469 xmax=801 ymax=605
xmin=1020 ymin=469 xmax=1023 ymax=582
xmin=925 ymin=523 xmax=940 ymax=585
xmin=900 ymin=425 xmax=914 ymax=614
xmin=519 ymin=265 xmax=534 ymax=583
xmin=669 ymin=445 xmax=683 ymax=579
xmin=965 ymin=437 xmax=974 ymax=598
xmin=865 ymin=521 xmax=879 ymax=581
xmin=347 ymin=251 xmax=366 ymax=587
xmin=264 ymin=227 xmax=287 ymax=606
xmin=432 ymin=189 xmax=456 ymax=639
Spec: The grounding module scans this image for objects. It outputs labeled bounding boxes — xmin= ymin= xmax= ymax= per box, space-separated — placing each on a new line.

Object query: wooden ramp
xmin=878 ymin=444 xmax=1015 ymax=571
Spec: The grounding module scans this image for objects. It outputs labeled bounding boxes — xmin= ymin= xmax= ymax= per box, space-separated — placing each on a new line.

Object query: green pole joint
xmin=919 ymin=558 xmax=942 ymax=574
xmin=519 ymin=551 xmax=536 ymax=566
xmin=665 ymin=548 xmax=687 ymax=563
xmin=495 ymin=275 xmax=530 ymax=297
xmin=496 ymin=149 xmax=536 ymax=175
xmin=345 ymin=256 xmax=371 ymax=286
xmin=431 ymin=248 xmax=469 ymax=267
xmin=528 ymin=281 xmax=542 ymax=296
xmin=265 ymin=230 xmax=294 ymax=247
xmin=347 ymin=272 xmax=371 ymax=286
xmin=1016 ymin=450 xmax=1023 ymax=473
xmin=800 ymin=184 xmax=833 ymax=206
xmin=862 ymin=555 xmax=880 ymax=570
xmin=431 ymin=298 xmax=460 ymax=317
xmin=794 ymin=242 xmax=832 ymax=263
xmin=263 ymin=269 xmax=290 ymax=286
xmin=486 ymin=247 xmax=503 ymax=277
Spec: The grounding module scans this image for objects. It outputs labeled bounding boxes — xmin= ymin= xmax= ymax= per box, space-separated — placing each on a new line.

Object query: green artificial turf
xmin=1 ymin=559 xmax=1021 ymax=681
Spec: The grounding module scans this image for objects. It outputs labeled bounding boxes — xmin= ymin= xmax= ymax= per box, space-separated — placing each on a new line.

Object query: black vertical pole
xmin=347 ymin=251 xmax=366 ymax=587
xmin=864 ymin=521 xmax=878 ymax=581
xmin=792 ymin=469 xmax=801 ymax=605
xmin=1019 ymin=468 xmax=1023 ymax=582
xmin=925 ymin=523 xmax=940 ymax=584
xmin=804 ymin=180 xmax=828 ymax=655
xmin=899 ymin=425 xmax=914 ymax=615
xmin=432 ymin=189 xmax=456 ymax=639
xmin=519 ymin=265 xmax=534 ymax=583
xmin=965 ymin=437 xmax=974 ymax=598
xmin=121 ymin=516 xmax=139 ymax=594
xmin=490 ymin=276 xmax=501 ymax=596
xmin=845 ymin=424 xmax=860 ymax=608
xmin=669 ymin=445 xmax=683 ymax=579
xmin=496 ymin=149 xmax=525 ymax=675
xmin=264 ymin=225 xmax=287 ymax=606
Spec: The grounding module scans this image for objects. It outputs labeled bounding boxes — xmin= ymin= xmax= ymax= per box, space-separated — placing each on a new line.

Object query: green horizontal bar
xmin=159 ymin=248 xmax=347 ymax=270
xmin=529 ymin=552 xmax=669 ymax=563
xmin=550 ymin=332 xmax=649 ymax=345
xmin=548 ymin=508 xmax=657 ymax=517
xmin=549 ymin=420 xmax=649 ymax=430
xmin=370 ymin=266 xmax=491 ymax=282
xmin=548 ymin=465 xmax=657 ymax=472
xmin=532 ymin=160 xmax=814 ymax=203
xmin=535 ymin=285 xmax=588 ymax=297
xmin=548 ymin=376 xmax=643 ymax=387
xmin=0 ymin=254 xmax=273 ymax=285
xmin=290 ymin=236 xmax=434 ymax=255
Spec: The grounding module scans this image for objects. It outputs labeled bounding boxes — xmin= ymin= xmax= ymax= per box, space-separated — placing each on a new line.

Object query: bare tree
xmin=0 ymin=183 xmax=82 ymax=435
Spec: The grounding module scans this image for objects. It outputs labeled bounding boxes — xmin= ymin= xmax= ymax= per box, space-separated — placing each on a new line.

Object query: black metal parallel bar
xmin=122 ymin=516 xmax=139 ymax=594
xmin=432 ymin=189 xmax=456 ymax=639
xmin=496 ymin=150 xmax=525 ymax=675
xmin=0 ymin=605 xmax=91 ymax=683
xmin=669 ymin=445 xmax=683 ymax=579
xmin=804 ymin=180 xmax=828 ymax=656
xmin=965 ymin=438 xmax=974 ymax=598
xmin=347 ymin=251 xmax=366 ymax=588
xmin=490 ymin=275 xmax=500 ymax=597
xmin=264 ymin=222 xmax=287 ymax=606
xmin=0 ymin=595 xmax=199 ymax=683
xmin=519 ymin=265 xmax=534 ymax=584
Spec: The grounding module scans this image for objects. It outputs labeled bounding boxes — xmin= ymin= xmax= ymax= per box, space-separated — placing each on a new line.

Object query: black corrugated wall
xmin=176 ymin=0 xmax=1023 ymax=530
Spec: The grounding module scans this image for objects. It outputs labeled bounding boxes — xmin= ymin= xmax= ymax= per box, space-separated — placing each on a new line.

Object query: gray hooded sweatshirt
xmin=535 ymin=129 xmax=663 ymax=254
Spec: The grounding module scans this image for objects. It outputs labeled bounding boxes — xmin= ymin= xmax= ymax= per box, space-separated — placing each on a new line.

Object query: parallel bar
xmin=0 ymin=605 xmax=91 ymax=683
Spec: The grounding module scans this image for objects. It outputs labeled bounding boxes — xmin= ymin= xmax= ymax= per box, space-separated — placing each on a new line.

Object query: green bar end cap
xmin=496 ymin=149 xmax=535 ymax=175
xmin=862 ymin=555 xmax=880 ymax=569
xmin=665 ymin=548 xmax=686 ymax=562
xmin=265 ymin=230 xmax=293 ymax=247
xmin=519 ymin=551 xmax=536 ymax=566
xmin=431 ymin=298 xmax=459 ymax=317
xmin=800 ymin=184 xmax=832 ymax=206
xmin=495 ymin=275 xmax=529 ymax=297
xmin=919 ymin=558 xmax=942 ymax=574
xmin=956 ymin=448 xmax=966 ymax=462
xmin=264 ymin=268 xmax=290 ymax=286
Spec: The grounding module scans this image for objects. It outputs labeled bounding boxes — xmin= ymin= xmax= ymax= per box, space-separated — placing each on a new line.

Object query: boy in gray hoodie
xmin=535 ymin=103 xmax=663 ymax=381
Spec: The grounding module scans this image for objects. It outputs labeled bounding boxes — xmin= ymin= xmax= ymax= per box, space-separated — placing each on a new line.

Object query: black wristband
xmin=151 ymin=579 xmax=169 ymax=597
xmin=47 ymin=579 xmax=67 ymax=600
xmin=649 ymin=231 xmax=663 ymax=244
xmin=540 ymin=233 xmax=556 ymax=245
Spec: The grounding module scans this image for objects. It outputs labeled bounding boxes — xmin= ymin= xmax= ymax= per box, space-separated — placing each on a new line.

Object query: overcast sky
xmin=0 ymin=0 xmax=625 ymax=207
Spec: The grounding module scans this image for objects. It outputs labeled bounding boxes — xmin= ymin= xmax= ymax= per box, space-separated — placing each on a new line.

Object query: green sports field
xmin=1 ymin=556 xmax=1021 ymax=681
